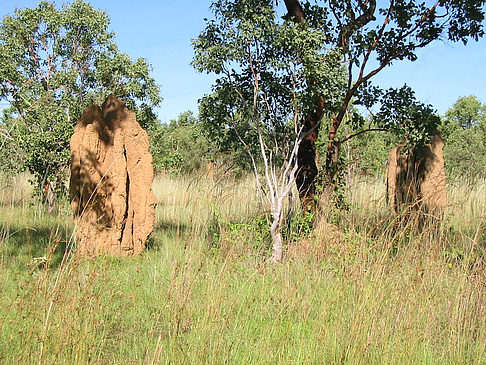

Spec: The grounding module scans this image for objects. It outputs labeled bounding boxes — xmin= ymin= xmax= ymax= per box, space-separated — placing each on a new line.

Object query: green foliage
xmin=0 ymin=0 xmax=161 ymax=194
xmin=372 ymin=85 xmax=441 ymax=147
xmin=193 ymin=0 xmax=346 ymax=170
xmin=225 ymin=215 xmax=271 ymax=251
xmin=348 ymin=130 xmax=397 ymax=176
xmin=194 ymin=0 xmax=485 ymax=193
xmin=283 ymin=208 xmax=315 ymax=242
xmin=441 ymin=96 xmax=486 ymax=179
xmin=296 ymin=0 xmax=485 ymax=138
xmin=292 ymin=0 xmax=484 ymax=187
xmin=342 ymin=94 xmax=486 ymax=182
xmin=150 ymin=111 xmax=214 ymax=175
xmin=328 ymin=86 xmax=440 ymax=181
xmin=326 ymin=0 xmax=486 ymax=91
xmin=443 ymin=95 xmax=486 ymax=133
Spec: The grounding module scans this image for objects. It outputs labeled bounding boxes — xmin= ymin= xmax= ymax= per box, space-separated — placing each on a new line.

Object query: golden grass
xmin=0 ymin=172 xmax=485 ymax=364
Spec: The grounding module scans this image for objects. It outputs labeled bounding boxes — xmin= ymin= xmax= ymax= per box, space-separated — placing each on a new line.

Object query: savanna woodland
xmin=1 ymin=0 xmax=486 ymax=363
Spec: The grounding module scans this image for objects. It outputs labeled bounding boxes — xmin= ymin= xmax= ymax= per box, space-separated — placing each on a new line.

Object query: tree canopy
xmin=193 ymin=0 xmax=346 ymax=150
xmin=194 ymin=0 xmax=485 ymax=210
xmin=150 ymin=111 xmax=215 ymax=175
xmin=283 ymin=0 xmax=485 ymax=175
xmin=0 ymin=0 xmax=161 ymax=194
xmin=444 ymin=95 xmax=486 ymax=131
xmin=441 ymin=96 xmax=486 ymax=179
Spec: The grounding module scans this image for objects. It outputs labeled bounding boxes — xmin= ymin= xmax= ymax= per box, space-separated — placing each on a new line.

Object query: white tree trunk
xmin=269 ymin=216 xmax=283 ymax=264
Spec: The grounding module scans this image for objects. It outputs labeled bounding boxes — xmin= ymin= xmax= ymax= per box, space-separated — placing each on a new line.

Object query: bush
xmin=150 ymin=111 xmax=214 ymax=175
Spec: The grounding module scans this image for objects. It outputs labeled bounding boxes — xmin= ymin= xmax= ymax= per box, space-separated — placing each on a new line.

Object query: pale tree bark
xmin=231 ymin=51 xmax=309 ymax=263
xmin=266 ymin=130 xmax=303 ymax=264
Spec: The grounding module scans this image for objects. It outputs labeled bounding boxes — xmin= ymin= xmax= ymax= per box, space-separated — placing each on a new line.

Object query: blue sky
xmin=1 ymin=0 xmax=485 ymax=123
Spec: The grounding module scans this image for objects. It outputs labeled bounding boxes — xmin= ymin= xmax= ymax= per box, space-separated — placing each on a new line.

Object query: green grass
xmin=1 ymin=172 xmax=485 ymax=364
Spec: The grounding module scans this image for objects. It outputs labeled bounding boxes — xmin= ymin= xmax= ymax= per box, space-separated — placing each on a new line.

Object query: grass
xmin=0 ymin=171 xmax=485 ymax=364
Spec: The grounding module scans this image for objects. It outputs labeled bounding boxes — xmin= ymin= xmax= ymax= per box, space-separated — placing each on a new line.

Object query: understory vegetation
xmin=1 ymin=171 xmax=485 ymax=364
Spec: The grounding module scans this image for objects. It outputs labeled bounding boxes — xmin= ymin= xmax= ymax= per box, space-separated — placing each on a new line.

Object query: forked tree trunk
xmin=296 ymin=101 xmax=325 ymax=211
xmin=284 ymin=0 xmax=325 ymax=212
xmin=284 ymin=0 xmax=376 ymax=213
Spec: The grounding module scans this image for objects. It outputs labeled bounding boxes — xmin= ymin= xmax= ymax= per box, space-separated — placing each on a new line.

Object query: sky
xmin=1 ymin=0 xmax=485 ymax=123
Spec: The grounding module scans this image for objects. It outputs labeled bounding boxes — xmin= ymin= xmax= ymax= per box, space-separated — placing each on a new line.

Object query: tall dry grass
xmin=0 ymin=172 xmax=485 ymax=364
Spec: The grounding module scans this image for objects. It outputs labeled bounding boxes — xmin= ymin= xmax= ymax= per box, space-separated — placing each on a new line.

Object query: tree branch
xmin=283 ymin=0 xmax=306 ymax=23
xmin=337 ymin=128 xmax=388 ymax=145
xmin=339 ymin=0 xmax=377 ymax=50
xmin=358 ymin=0 xmax=394 ymax=80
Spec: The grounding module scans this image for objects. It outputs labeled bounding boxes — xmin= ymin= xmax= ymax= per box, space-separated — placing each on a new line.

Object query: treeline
xmin=0 ymin=0 xmax=485 ymax=197
xmin=3 ymin=94 xmax=484 ymax=185
xmin=150 ymin=95 xmax=486 ymax=181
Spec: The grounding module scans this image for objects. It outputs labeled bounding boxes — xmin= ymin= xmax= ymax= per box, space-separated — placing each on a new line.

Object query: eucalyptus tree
xmin=193 ymin=0 xmax=345 ymax=261
xmin=283 ymin=0 xmax=485 ymax=209
xmin=442 ymin=96 xmax=486 ymax=179
xmin=195 ymin=0 xmax=485 ymax=213
xmin=444 ymin=95 xmax=486 ymax=131
xmin=0 ymin=0 xmax=161 ymax=197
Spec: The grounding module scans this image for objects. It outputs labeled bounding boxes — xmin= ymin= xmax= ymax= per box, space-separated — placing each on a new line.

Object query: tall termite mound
xmin=386 ymin=132 xmax=446 ymax=217
xmin=69 ymin=95 xmax=156 ymax=256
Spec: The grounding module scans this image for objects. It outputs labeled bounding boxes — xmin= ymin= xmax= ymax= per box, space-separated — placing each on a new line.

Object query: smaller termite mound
xmin=386 ymin=132 xmax=447 ymax=220
xmin=69 ymin=95 xmax=156 ymax=256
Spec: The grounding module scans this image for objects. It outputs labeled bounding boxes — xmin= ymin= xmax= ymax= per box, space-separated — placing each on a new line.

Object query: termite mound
xmin=386 ymin=132 xmax=446 ymax=219
xmin=70 ymin=95 xmax=156 ymax=256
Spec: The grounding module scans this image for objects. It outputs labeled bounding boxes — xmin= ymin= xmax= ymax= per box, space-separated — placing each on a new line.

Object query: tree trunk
xmin=268 ymin=190 xmax=285 ymax=263
xmin=269 ymin=218 xmax=283 ymax=264
xmin=296 ymin=102 xmax=325 ymax=211
xmin=284 ymin=0 xmax=376 ymax=214
xmin=319 ymin=91 xmax=355 ymax=210
xmin=284 ymin=0 xmax=325 ymax=212
xmin=325 ymin=140 xmax=340 ymax=184
xmin=318 ymin=140 xmax=340 ymax=212
xmin=283 ymin=0 xmax=306 ymax=23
